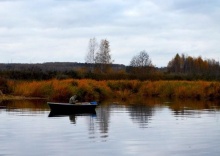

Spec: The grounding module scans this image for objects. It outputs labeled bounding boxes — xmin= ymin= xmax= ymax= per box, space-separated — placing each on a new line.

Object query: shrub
xmin=6 ymin=79 xmax=220 ymax=101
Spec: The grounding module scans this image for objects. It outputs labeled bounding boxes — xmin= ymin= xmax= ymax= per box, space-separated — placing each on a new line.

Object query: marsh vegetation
xmin=1 ymin=79 xmax=220 ymax=102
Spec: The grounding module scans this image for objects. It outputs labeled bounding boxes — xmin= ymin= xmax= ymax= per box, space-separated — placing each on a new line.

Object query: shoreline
xmin=0 ymin=95 xmax=48 ymax=101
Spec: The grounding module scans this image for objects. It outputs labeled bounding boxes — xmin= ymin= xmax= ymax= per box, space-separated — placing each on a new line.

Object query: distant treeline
xmin=167 ymin=54 xmax=220 ymax=81
xmin=0 ymin=62 xmax=125 ymax=72
xmin=0 ymin=62 xmax=127 ymax=80
xmin=0 ymin=53 xmax=220 ymax=81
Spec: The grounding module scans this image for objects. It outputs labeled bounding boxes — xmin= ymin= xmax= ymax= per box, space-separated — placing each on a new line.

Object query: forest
xmin=0 ymin=53 xmax=219 ymax=81
xmin=1 ymin=38 xmax=219 ymax=81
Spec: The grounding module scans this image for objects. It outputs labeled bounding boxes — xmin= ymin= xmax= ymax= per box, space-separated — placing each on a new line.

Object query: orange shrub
xmin=7 ymin=79 xmax=220 ymax=101
xmin=50 ymin=79 xmax=73 ymax=101
xmin=139 ymin=81 xmax=161 ymax=97
xmin=107 ymin=80 xmax=142 ymax=93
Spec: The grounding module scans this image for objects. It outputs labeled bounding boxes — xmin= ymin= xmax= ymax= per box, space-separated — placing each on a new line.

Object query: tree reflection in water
xmin=49 ymin=106 xmax=111 ymax=140
xmin=128 ymin=104 xmax=154 ymax=128
xmin=1 ymin=99 xmax=49 ymax=115
xmin=2 ymin=98 xmax=220 ymax=142
xmin=95 ymin=104 xmax=111 ymax=138
xmin=167 ymin=99 xmax=220 ymax=118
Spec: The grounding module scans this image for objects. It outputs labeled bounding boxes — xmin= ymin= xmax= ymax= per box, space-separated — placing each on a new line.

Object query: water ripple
xmin=0 ymin=100 xmax=220 ymax=155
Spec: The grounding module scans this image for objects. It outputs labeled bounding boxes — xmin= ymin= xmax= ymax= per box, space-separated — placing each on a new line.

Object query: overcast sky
xmin=0 ymin=0 xmax=219 ymax=67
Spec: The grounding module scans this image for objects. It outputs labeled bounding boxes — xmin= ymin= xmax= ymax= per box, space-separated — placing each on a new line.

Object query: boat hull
xmin=47 ymin=102 xmax=97 ymax=114
xmin=48 ymin=110 xmax=97 ymax=117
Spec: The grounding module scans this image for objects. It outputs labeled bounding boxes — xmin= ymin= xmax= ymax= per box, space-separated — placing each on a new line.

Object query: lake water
xmin=0 ymin=99 xmax=220 ymax=156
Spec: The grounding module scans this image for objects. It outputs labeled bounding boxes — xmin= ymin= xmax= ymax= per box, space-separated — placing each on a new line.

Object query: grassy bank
xmin=2 ymin=79 xmax=220 ymax=102
xmin=0 ymin=94 xmax=47 ymax=101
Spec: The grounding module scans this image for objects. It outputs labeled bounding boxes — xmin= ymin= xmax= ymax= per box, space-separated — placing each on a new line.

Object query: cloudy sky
xmin=0 ymin=0 xmax=219 ymax=67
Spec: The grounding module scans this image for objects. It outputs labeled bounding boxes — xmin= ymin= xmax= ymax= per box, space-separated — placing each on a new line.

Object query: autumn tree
xmin=167 ymin=53 xmax=182 ymax=73
xmin=129 ymin=50 xmax=154 ymax=74
xmin=95 ymin=39 xmax=113 ymax=73
xmin=167 ymin=53 xmax=220 ymax=80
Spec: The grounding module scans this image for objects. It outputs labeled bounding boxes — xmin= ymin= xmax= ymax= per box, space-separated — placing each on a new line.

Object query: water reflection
xmin=166 ymin=99 xmax=220 ymax=118
xmin=1 ymin=98 xmax=220 ymax=119
xmin=95 ymin=104 xmax=111 ymax=138
xmin=0 ymin=99 xmax=49 ymax=115
xmin=0 ymin=99 xmax=48 ymax=110
xmin=48 ymin=111 xmax=97 ymax=125
xmin=0 ymin=99 xmax=220 ymax=155
xmin=1 ymin=99 xmax=220 ymax=131
xmin=127 ymin=104 xmax=154 ymax=128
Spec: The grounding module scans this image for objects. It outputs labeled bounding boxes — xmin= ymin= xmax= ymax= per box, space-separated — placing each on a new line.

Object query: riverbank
xmin=0 ymin=94 xmax=48 ymax=101
xmin=2 ymin=79 xmax=220 ymax=102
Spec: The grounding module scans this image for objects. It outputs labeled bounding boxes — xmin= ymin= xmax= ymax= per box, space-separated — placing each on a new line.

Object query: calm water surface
xmin=0 ymin=99 xmax=220 ymax=156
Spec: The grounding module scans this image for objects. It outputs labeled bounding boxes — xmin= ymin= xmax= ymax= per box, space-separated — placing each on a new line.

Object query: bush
xmin=6 ymin=79 xmax=220 ymax=101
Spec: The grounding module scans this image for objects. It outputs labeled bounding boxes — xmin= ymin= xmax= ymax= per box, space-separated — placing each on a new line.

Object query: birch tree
xmin=95 ymin=39 xmax=113 ymax=73
xmin=85 ymin=37 xmax=98 ymax=64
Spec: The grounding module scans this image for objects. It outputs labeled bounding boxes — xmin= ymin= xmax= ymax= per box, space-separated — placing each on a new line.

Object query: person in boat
xmin=69 ymin=95 xmax=78 ymax=104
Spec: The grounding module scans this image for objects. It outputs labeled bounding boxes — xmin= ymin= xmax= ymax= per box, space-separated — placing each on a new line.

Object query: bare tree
xmin=130 ymin=50 xmax=152 ymax=67
xmin=85 ymin=37 xmax=98 ymax=64
xmin=130 ymin=50 xmax=153 ymax=74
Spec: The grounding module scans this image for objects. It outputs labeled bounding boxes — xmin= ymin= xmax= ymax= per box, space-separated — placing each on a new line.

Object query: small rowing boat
xmin=0 ymin=106 xmax=6 ymax=109
xmin=47 ymin=101 xmax=97 ymax=114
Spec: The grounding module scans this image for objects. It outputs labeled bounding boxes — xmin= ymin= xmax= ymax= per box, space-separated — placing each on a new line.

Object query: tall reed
xmin=7 ymin=79 xmax=220 ymax=101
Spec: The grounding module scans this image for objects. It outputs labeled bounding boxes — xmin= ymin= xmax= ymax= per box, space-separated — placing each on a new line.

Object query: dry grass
xmin=4 ymin=79 xmax=220 ymax=101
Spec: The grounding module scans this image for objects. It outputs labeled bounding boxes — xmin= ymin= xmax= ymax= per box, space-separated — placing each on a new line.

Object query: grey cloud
xmin=0 ymin=0 xmax=220 ymax=66
xmin=171 ymin=0 xmax=220 ymax=13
